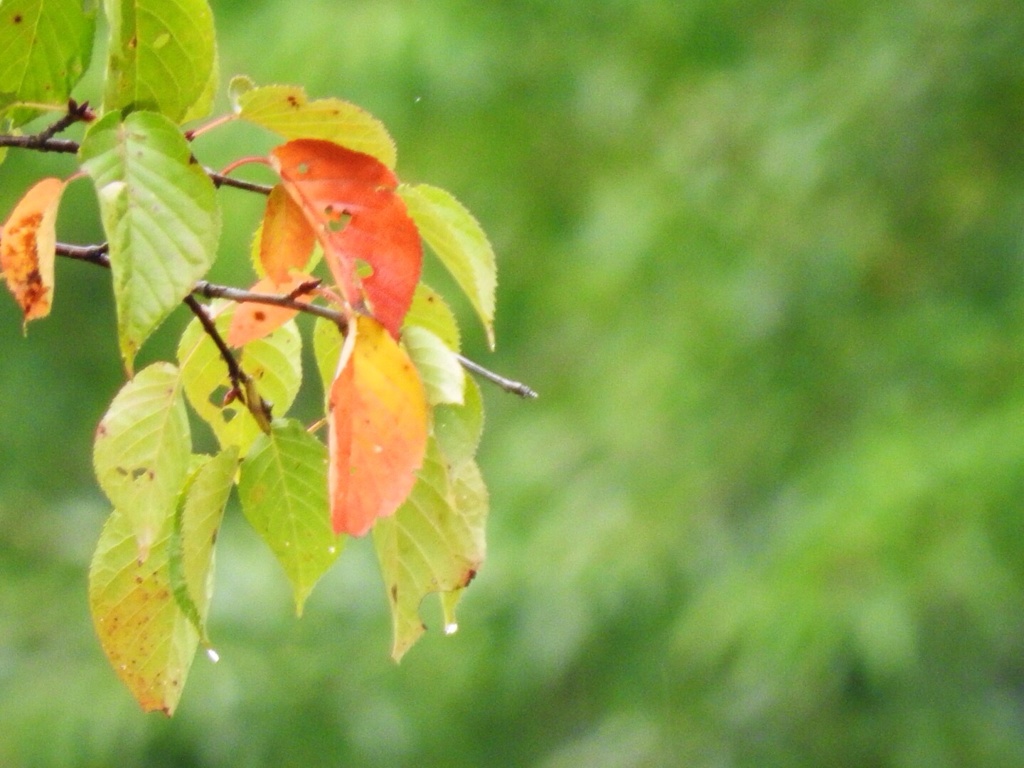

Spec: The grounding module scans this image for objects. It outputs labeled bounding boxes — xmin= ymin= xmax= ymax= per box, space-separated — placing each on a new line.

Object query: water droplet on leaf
xmin=444 ymin=622 xmax=458 ymax=636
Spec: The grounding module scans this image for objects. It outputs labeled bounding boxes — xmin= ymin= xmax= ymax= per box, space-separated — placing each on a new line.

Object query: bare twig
xmin=457 ymin=354 xmax=537 ymax=398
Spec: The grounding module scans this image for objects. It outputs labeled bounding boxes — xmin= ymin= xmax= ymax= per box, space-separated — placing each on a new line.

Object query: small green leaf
xmin=399 ymin=183 xmax=497 ymax=349
xmin=80 ymin=110 xmax=221 ymax=372
xmin=434 ymin=376 xmax=484 ymax=466
xmin=0 ymin=0 xmax=96 ymax=125
xmin=374 ymin=440 xmax=486 ymax=660
xmin=237 ymin=83 xmax=397 ymax=168
xmin=93 ymin=362 xmax=191 ymax=558
xmin=227 ymin=74 xmax=255 ymax=113
xmin=238 ymin=419 xmax=342 ymax=614
xmin=404 ymin=283 xmax=461 ymax=352
xmin=178 ymin=304 xmax=302 ymax=456
xmin=169 ymin=447 xmax=238 ymax=640
xmin=313 ymin=315 xmax=344 ymax=402
xmin=403 ymin=325 xmax=465 ymax=406
xmin=102 ymin=0 xmax=216 ymax=123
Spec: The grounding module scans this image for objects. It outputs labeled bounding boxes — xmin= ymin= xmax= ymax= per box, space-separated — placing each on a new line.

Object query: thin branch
xmin=205 ymin=168 xmax=273 ymax=195
xmin=457 ymin=354 xmax=538 ymax=398
xmin=32 ymin=234 xmax=538 ymax=399
xmin=0 ymin=133 xmax=78 ymax=153
xmin=193 ymin=280 xmax=348 ymax=330
xmin=182 ymin=295 xmax=274 ymax=433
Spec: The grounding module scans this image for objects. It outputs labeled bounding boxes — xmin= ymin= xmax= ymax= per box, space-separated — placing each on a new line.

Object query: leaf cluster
xmin=0 ymin=0 xmax=524 ymax=715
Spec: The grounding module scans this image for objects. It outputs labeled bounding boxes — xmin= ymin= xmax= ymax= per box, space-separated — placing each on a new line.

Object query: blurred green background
xmin=3 ymin=0 xmax=1024 ymax=765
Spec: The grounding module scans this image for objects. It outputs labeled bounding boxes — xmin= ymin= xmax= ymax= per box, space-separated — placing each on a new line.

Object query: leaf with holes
xmin=80 ymin=110 xmax=220 ymax=372
xmin=0 ymin=0 xmax=95 ymax=124
xmin=226 ymin=273 xmax=316 ymax=348
xmin=328 ymin=315 xmax=428 ymax=537
xmin=235 ymin=81 xmax=396 ymax=169
xmin=102 ymin=0 xmax=216 ymax=122
xmin=178 ymin=303 xmax=302 ymax=456
xmin=270 ymin=139 xmax=422 ymax=337
xmin=399 ymin=183 xmax=497 ymax=348
xmin=373 ymin=440 xmax=487 ymax=660
xmin=238 ymin=418 xmax=341 ymax=614
xmin=0 ymin=176 xmax=64 ymax=324
xmin=93 ymin=362 xmax=191 ymax=559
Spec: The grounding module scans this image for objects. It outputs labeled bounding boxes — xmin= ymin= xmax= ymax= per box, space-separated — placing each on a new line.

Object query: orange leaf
xmin=328 ymin=315 xmax=428 ymax=536
xmin=226 ymin=273 xmax=316 ymax=347
xmin=270 ymin=139 xmax=422 ymax=338
xmin=1 ymin=177 xmax=64 ymax=325
xmin=259 ymin=184 xmax=317 ymax=282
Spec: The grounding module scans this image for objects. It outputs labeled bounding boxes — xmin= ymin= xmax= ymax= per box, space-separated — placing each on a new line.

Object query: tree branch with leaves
xmin=0 ymin=0 xmax=531 ymax=716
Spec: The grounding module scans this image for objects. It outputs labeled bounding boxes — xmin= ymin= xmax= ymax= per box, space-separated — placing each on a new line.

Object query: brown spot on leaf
xmin=287 ymin=95 xmax=299 ymax=107
xmin=390 ymin=584 xmax=398 ymax=602
xmin=253 ymin=310 xmax=266 ymax=322
xmin=460 ymin=568 xmax=478 ymax=588
xmin=12 ymin=14 xmax=22 ymax=23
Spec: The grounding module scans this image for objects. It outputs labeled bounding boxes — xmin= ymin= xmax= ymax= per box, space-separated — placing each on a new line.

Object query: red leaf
xmin=1 ymin=177 xmax=64 ymax=324
xmin=226 ymin=273 xmax=316 ymax=347
xmin=269 ymin=139 xmax=422 ymax=337
xmin=328 ymin=315 xmax=428 ymax=536
xmin=259 ymin=184 xmax=316 ymax=282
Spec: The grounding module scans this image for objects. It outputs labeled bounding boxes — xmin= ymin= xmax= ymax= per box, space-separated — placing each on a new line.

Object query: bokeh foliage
xmin=2 ymin=0 xmax=1024 ymax=765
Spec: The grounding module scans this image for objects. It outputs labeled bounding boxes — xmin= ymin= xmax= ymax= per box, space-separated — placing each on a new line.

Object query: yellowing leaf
xmin=238 ymin=419 xmax=341 ymax=614
xmin=178 ymin=303 xmax=302 ymax=456
xmin=93 ymin=362 xmax=191 ymax=559
xmin=399 ymin=183 xmax=497 ymax=348
xmin=226 ymin=273 xmax=316 ymax=348
xmin=259 ymin=184 xmax=317 ymax=282
xmin=373 ymin=441 xmax=487 ymax=660
xmin=329 ymin=315 xmax=428 ymax=537
xmin=270 ymin=139 xmax=422 ymax=338
xmin=0 ymin=176 xmax=64 ymax=324
xmin=0 ymin=0 xmax=96 ymax=125
xmin=90 ymin=505 xmax=198 ymax=716
xmin=80 ymin=110 xmax=221 ymax=372
xmin=102 ymin=0 xmax=216 ymax=123
xmin=238 ymin=83 xmax=397 ymax=169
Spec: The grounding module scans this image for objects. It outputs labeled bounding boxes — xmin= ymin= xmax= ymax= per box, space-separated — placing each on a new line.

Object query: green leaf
xmin=0 ymin=0 xmax=96 ymax=125
xmin=89 ymin=505 xmax=199 ymax=716
xmin=102 ymin=0 xmax=216 ymax=123
xmin=178 ymin=303 xmax=302 ymax=456
xmin=373 ymin=439 xmax=487 ymax=660
xmin=404 ymin=283 xmax=461 ymax=352
xmin=434 ymin=376 xmax=484 ymax=466
xmin=403 ymin=325 xmax=465 ymax=406
xmin=237 ymin=82 xmax=397 ymax=168
xmin=93 ymin=362 xmax=191 ymax=558
xmin=313 ymin=315 xmax=344 ymax=402
xmin=169 ymin=447 xmax=238 ymax=640
xmin=238 ymin=419 xmax=342 ymax=614
xmin=399 ymin=183 xmax=497 ymax=348
xmin=80 ymin=110 xmax=221 ymax=371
